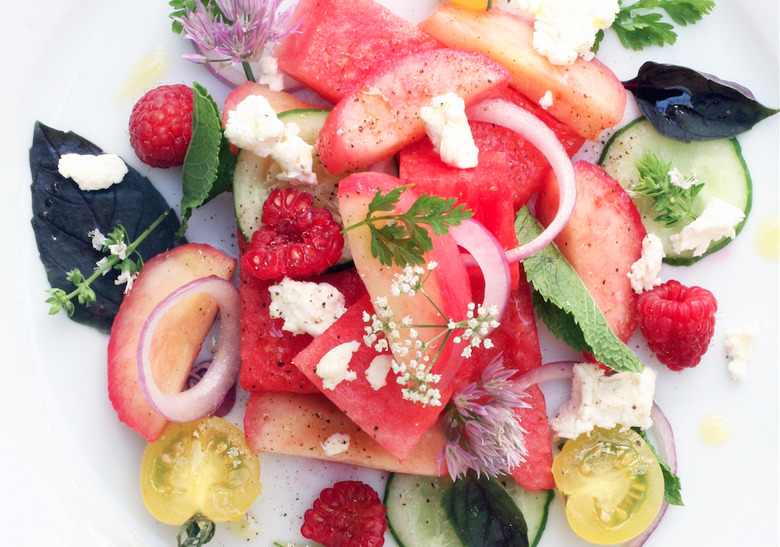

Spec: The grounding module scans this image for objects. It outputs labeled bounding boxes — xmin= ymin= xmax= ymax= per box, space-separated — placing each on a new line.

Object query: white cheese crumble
xmin=627 ymin=233 xmax=665 ymax=294
xmin=316 ymin=341 xmax=360 ymax=390
xmin=670 ymin=197 xmax=745 ymax=257
xmin=539 ymin=90 xmax=554 ymax=110
xmin=725 ymin=327 xmax=760 ymax=381
xmin=258 ymin=55 xmax=285 ymax=92
xmin=365 ymin=354 xmax=393 ymax=390
xmin=224 ymin=94 xmax=316 ymax=184
xmin=420 ymin=93 xmax=479 ymax=169
xmin=57 ymin=153 xmax=128 ymax=191
xmin=518 ymin=0 xmax=619 ymax=66
xmin=321 ymin=433 xmax=350 ymax=456
xmin=550 ymin=362 xmax=657 ymax=439
xmin=668 ymin=166 xmax=698 ymax=190
xmin=268 ymin=278 xmax=347 ymax=337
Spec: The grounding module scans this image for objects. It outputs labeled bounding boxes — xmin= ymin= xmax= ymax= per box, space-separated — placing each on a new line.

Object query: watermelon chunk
xmin=244 ymin=391 xmax=447 ymax=475
xmin=238 ymin=262 xmax=366 ymax=393
xmin=292 ymin=294 xmax=455 ymax=461
xmin=454 ymin=269 xmax=555 ymax=491
xmin=274 ymin=0 xmax=441 ymax=103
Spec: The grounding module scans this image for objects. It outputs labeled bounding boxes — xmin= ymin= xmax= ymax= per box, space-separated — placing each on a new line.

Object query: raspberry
xmin=129 ymin=84 xmax=193 ymax=168
xmin=241 ymin=187 xmax=344 ymax=280
xmin=301 ymin=480 xmax=387 ymax=547
xmin=637 ymin=279 xmax=717 ymax=371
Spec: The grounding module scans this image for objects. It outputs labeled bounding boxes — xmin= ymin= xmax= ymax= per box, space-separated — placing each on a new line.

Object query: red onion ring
xmin=449 ymin=219 xmax=512 ymax=326
xmin=514 ymin=361 xmax=678 ymax=547
xmin=467 ymin=98 xmax=577 ymax=263
xmin=136 ymin=276 xmax=241 ymax=423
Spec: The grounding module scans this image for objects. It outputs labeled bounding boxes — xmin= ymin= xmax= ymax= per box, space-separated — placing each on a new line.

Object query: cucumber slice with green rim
xmin=232 ymin=108 xmax=352 ymax=264
xmin=598 ymin=117 xmax=752 ymax=265
xmin=384 ymin=473 xmax=553 ymax=547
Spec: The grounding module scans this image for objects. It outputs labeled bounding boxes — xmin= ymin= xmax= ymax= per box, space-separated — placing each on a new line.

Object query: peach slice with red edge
xmin=107 ymin=243 xmax=236 ymax=442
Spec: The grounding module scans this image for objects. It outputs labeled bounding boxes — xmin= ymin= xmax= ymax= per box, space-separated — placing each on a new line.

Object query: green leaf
xmin=441 ymin=472 xmax=529 ymax=547
xmin=343 ymin=185 xmax=473 ymax=267
xmin=516 ymin=208 xmax=644 ymax=373
xmin=633 ymin=428 xmax=684 ymax=506
xmin=632 ymin=152 xmax=703 ymax=227
xmin=609 ymin=0 xmax=713 ymax=51
xmin=179 ymin=82 xmax=234 ymax=237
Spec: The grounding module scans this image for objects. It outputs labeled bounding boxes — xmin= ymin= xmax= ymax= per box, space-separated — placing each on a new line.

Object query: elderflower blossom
xmin=361 ymin=262 xmax=500 ymax=407
xmin=440 ymin=356 xmax=530 ymax=480
xmin=175 ymin=0 xmax=297 ymax=65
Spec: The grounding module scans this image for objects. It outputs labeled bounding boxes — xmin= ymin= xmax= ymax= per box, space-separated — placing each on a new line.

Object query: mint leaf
xmin=531 ymin=291 xmax=589 ymax=352
xmin=441 ymin=472 xmax=529 ymax=547
xmin=634 ymin=428 xmax=684 ymax=506
xmin=516 ymin=208 xmax=644 ymax=373
xmin=179 ymin=82 xmax=234 ymax=237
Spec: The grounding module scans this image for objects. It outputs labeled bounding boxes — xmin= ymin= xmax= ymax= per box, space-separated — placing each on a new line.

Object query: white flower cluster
xmin=361 ymin=262 xmax=500 ymax=407
xmin=89 ymin=228 xmax=137 ymax=293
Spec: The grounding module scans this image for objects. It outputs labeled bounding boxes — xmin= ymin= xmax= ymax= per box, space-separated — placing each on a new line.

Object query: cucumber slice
xmin=232 ymin=108 xmax=352 ymax=264
xmin=599 ymin=118 xmax=752 ymax=265
xmin=384 ymin=473 xmax=553 ymax=547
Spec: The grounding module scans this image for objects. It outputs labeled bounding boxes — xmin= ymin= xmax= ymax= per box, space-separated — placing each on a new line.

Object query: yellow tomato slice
xmin=140 ymin=416 xmax=261 ymax=525
xmin=448 ymin=0 xmax=491 ymax=10
xmin=552 ymin=427 xmax=664 ymax=545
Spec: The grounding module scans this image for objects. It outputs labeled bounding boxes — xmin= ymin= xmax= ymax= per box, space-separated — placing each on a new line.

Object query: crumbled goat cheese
xmin=539 ymin=90 xmax=554 ymax=110
xmin=224 ymin=94 xmax=316 ymax=184
xmin=518 ymin=0 xmax=619 ymax=65
xmin=316 ymin=341 xmax=359 ymax=390
xmin=365 ymin=355 xmax=392 ymax=390
xmin=668 ymin=166 xmax=698 ymax=189
xmin=670 ymin=197 xmax=745 ymax=257
xmin=321 ymin=433 xmax=350 ymax=456
xmin=258 ymin=55 xmax=285 ymax=92
xmin=628 ymin=233 xmax=665 ymax=293
xmin=725 ymin=327 xmax=760 ymax=381
xmin=58 ymin=153 xmax=128 ymax=191
xmin=420 ymin=93 xmax=479 ymax=169
xmin=551 ymin=362 xmax=657 ymax=439
xmin=269 ymin=278 xmax=347 ymax=337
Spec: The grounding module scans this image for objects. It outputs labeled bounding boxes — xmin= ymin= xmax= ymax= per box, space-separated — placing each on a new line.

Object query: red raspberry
xmin=637 ymin=279 xmax=717 ymax=371
xmin=301 ymin=480 xmax=387 ymax=547
xmin=129 ymin=84 xmax=193 ymax=168
xmin=241 ymin=187 xmax=344 ymax=280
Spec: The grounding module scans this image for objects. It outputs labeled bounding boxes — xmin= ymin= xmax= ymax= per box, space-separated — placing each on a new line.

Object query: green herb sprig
xmin=177 ymin=515 xmax=215 ymax=547
xmin=632 ymin=152 xmax=704 ymax=227
xmin=44 ymin=211 xmax=169 ymax=316
xmin=595 ymin=0 xmax=715 ymax=52
xmin=343 ymin=185 xmax=473 ymax=267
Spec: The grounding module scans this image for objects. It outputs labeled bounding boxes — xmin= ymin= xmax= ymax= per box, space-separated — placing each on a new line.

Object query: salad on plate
xmin=11 ymin=0 xmax=779 ymax=546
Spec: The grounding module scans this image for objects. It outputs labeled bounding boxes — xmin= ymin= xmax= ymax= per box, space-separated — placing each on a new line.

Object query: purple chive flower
xmin=440 ymin=355 xmax=531 ymax=480
xmin=175 ymin=0 xmax=298 ymax=64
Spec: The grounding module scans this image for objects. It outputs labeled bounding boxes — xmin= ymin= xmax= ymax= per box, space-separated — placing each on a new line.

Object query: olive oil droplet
xmin=114 ymin=47 xmax=169 ymax=105
xmin=699 ymin=415 xmax=732 ymax=446
xmin=754 ymin=214 xmax=779 ymax=262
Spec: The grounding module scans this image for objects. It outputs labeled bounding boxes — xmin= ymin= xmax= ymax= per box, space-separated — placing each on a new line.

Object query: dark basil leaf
xmin=30 ymin=122 xmax=185 ymax=333
xmin=441 ymin=472 xmax=529 ymax=547
xmin=624 ymin=62 xmax=779 ymax=142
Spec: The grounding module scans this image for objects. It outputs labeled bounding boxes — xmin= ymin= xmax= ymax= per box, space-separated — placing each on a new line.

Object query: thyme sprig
xmin=343 ymin=184 xmax=473 ymax=267
xmin=632 ymin=152 xmax=704 ymax=227
xmin=44 ymin=211 xmax=169 ymax=316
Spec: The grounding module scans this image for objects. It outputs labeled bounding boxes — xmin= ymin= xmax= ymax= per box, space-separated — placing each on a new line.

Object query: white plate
xmin=1 ymin=1 xmax=777 ymax=545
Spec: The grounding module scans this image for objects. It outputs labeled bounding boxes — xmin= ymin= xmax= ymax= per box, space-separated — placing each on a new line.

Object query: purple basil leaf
xmin=623 ymin=62 xmax=779 ymax=142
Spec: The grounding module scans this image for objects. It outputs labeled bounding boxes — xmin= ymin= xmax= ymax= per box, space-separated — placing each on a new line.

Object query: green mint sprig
xmin=632 ymin=152 xmax=704 ymax=227
xmin=594 ymin=0 xmax=714 ymax=52
xmin=44 ymin=211 xmax=169 ymax=316
xmin=343 ymin=184 xmax=473 ymax=267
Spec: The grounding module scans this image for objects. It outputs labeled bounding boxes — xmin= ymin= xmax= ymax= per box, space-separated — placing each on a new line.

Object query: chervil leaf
xmin=344 ymin=185 xmax=473 ymax=267
xmin=607 ymin=0 xmax=714 ymax=51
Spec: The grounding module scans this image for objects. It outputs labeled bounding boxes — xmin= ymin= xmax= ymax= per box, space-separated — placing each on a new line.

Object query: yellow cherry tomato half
xmin=448 ymin=0 xmax=492 ymax=11
xmin=552 ymin=427 xmax=664 ymax=545
xmin=140 ymin=416 xmax=261 ymax=525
